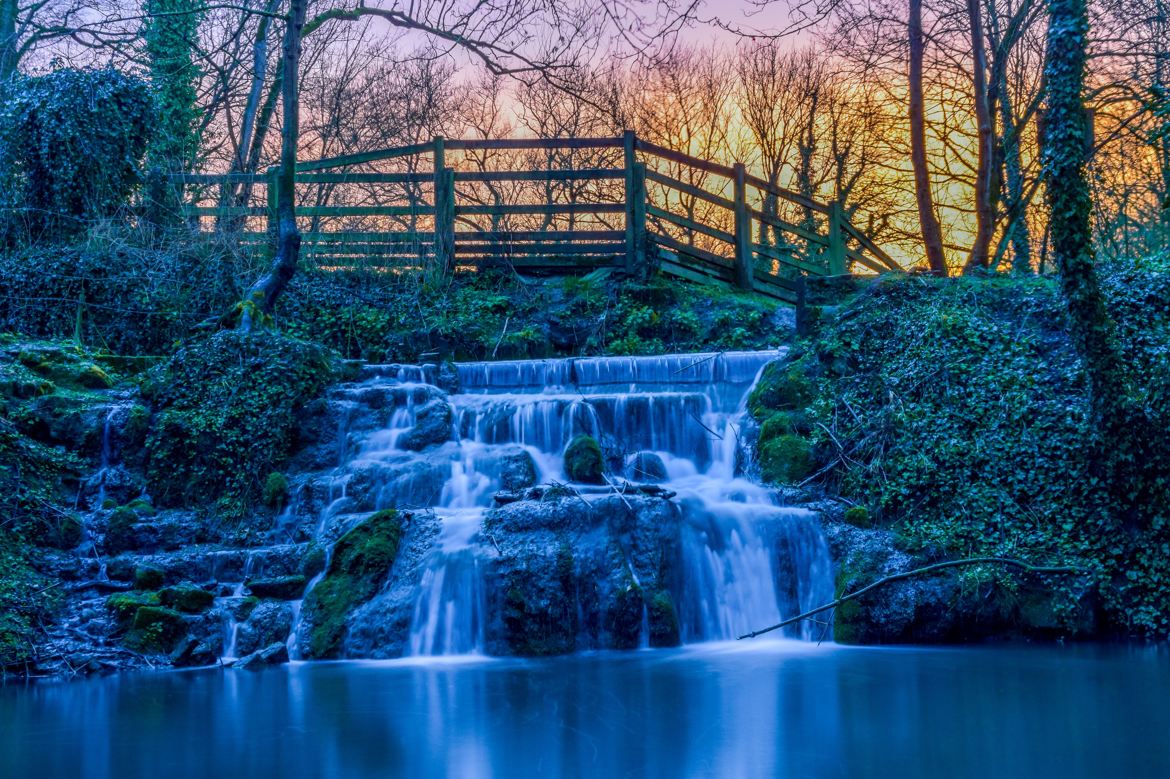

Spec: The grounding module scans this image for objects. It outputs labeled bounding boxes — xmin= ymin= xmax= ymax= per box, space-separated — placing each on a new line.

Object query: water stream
xmin=273 ymin=350 xmax=831 ymax=660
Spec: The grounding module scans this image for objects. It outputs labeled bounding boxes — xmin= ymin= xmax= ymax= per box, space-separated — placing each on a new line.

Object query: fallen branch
xmin=737 ymin=556 xmax=1089 ymax=640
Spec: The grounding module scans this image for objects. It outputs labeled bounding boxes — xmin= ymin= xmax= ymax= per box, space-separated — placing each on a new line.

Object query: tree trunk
xmin=1043 ymin=0 xmax=1156 ymax=530
xmin=0 ymin=0 xmax=17 ymax=82
xmin=997 ymin=72 xmax=1033 ymax=272
xmin=241 ymin=0 xmax=305 ymax=327
xmin=909 ymin=0 xmax=948 ymax=274
xmin=963 ymin=0 xmax=995 ymax=273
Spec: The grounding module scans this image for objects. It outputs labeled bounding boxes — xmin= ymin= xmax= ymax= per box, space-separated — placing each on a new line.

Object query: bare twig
xmin=737 ymin=556 xmax=1088 ymax=640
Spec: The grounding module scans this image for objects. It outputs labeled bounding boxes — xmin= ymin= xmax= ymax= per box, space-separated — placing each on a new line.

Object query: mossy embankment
xmin=748 ymin=266 xmax=1170 ymax=642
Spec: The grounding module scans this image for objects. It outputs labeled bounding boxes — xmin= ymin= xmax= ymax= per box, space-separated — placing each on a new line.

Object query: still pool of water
xmin=2 ymin=642 xmax=1167 ymax=779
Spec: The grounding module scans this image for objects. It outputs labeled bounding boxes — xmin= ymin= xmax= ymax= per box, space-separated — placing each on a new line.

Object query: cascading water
xmin=290 ymin=350 xmax=833 ymax=658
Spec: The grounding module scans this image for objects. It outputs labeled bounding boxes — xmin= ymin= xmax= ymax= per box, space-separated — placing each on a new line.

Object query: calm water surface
xmin=1 ymin=642 xmax=1167 ymax=779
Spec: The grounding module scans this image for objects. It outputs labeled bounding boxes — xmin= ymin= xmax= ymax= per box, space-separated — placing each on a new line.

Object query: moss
xmin=300 ymin=545 xmax=326 ymax=579
xmin=142 ymin=330 xmax=338 ymax=519
xmin=159 ymin=585 xmax=215 ymax=614
xmin=126 ymin=498 xmax=155 ymax=516
xmin=605 ymin=580 xmax=645 ymax=650
xmin=105 ymin=506 xmax=137 ymax=554
xmin=263 ymin=471 xmax=289 ymax=509
xmin=125 ymin=605 xmax=186 ymax=653
xmin=564 ymin=434 xmax=604 ymax=484
xmin=843 ymin=506 xmax=871 ymax=528
xmin=748 ymin=359 xmax=815 ymax=420
xmin=301 ymin=509 xmax=404 ymax=658
xmin=106 ymin=590 xmax=160 ymax=631
xmin=75 ymin=363 xmax=114 ymax=389
xmin=101 ymin=497 xmax=118 ymax=510
xmin=246 ymin=575 xmax=307 ymax=600
xmin=134 ymin=566 xmax=165 ymax=590
xmin=647 ymin=589 xmax=681 ymax=647
xmin=831 ymin=567 xmax=864 ymax=645
xmin=758 ymin=434 xmax=813 ymax=484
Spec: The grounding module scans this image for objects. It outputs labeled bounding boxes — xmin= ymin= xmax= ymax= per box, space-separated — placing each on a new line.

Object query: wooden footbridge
xmin=178 ymin=132 xmax=900 ymax=302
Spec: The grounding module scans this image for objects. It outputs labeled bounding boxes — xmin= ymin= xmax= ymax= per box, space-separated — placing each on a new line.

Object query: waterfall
xmin=293 ymin=350 xmax=833 ymax=657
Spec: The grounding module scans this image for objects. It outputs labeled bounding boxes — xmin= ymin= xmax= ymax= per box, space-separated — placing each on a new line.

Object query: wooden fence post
xmin=732 ymin=162 xmax=755 ymax=292
xmin=827 ymin=199 xmax=846 ymax=276
xmin=432 ymin=136 xmax=456 ymax=280
xmin=628 ymin=162 xmax=648 ymax=277
xmin=623 ymin=130 xmax=643 ymax=275
xmin=266 ymin=165 xmax=280 ymax=239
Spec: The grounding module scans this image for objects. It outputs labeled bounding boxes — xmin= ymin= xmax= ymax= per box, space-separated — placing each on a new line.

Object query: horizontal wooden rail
xmin=174 ymin=131 xmax=901 ymax=297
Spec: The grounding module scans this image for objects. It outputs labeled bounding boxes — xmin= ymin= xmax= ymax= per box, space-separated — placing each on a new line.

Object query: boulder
xmin=498 ymin=447 xmax=538 ymax=491
xmin=235 ymin=602 xmax=295 ymax=657
xmin=563 ymin=435 xmax=604 ymax=484
xmin=236 ymin=642 xmax=289 ymax=671
xmin=626 ymin=451 xmax=667 ymax=483
xmin=396 ymin=399 xmax=453 ymax=451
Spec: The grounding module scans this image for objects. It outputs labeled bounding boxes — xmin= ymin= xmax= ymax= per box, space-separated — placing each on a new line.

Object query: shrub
xmin=0 ymin=68 xmax=152 ymax=240
xmin=142 ymin=330 xmax=338 ymax=519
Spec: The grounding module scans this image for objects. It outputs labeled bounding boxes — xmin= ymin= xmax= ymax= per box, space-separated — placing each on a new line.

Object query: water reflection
xmin=2 ymin=643 xmax=1168 ymax=779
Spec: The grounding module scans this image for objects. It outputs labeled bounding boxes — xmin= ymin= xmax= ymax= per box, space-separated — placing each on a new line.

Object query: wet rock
xmin=125 ymin=606 xmax=186 ymax=653
xmin=397 ymin=399 xmax=454 ymax=451
xmin=246 ymin=575 xmax=307 ymax=600
xmin=498 ymin=447 xmax=538 ymax=491
xmin=236 ymin=642 xmax=289 ymax=670
xmin=159 ymin=585 xmax=215 ymax=614
xmin=170 ymin=637 xmax=219 ymax=668
xmin=626 ymin=451 xmax=667 ymax=483
xmin=236 ymin=602 xmax=295 ymax=657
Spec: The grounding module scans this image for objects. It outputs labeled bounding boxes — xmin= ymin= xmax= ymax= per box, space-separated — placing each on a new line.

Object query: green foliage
xmin=769 ymin=275 xmax=1170 ymax=636
xmin=757 ymin=433 xmax=813 ymax=485
xmin=564 ymin=434 xmax=604 ymax=484
xmin=105 ymin=590 xmax=161 ymax=632
xmin=301 ymin=509 xmax=404 ymax=658
xmin=263 ymin=472 xmax=289 ymax=509
xmin=0 ymin=536 xmax=55 ymax=668
xmin=843 ymin=506 xmax=872 ymax=528
xmin=125 ymin=605 xmax=185 ymax=653
xmin=143 ymin=0 xmax=203 ymax=219
xmin=0 ymin=68 xmax=152 ymax=240
xmin=134 ymin=566 xmax=166 ymax=590
xmin=142 ymin=330 xmax=338 ymax=519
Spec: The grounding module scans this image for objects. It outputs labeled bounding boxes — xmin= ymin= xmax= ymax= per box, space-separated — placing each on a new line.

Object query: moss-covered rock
xmin=125 ymin=606 xmax=186 ymax=653
xmin=159 ymin=585 xmax=215 ymax=614
xmin=263 ymin=472 xmax=288 ymax=509
xmin=757 ymin=434 xmax=813 ymax=484
xmin=748 ymin=359 xmax=814 ymax=419
xmin=133 ymin=566 xmax=165 ymax=590
xmin=141 ymin=330 xmax=337 ymax=519
xmin=564 ymin=434 xmax=604 ymax=484
xmin=604 ymin=580 xmax=645 ymax=650
xmin=105 ymin=591 xmax=161 ymax=632
xmin=647 ymin=589 xmax=681 ymax=647
xmin=300 ymin=545 xmax=326 ymax=579
xmin=843 ymin=506 xmax=871 ymax=528
xmin=247 ymin=575 xmax=307 ymax=600
xmin=104 ymin=506 xmax=138 ymax=554
xmin=626 ymin=451 xmax=667 ymax=483
xmin=300 ymin=509 xmax=405 ymax=658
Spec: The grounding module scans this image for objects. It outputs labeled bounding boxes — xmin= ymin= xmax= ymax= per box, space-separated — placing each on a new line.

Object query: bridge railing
xmin=173 ymin=132 xmax=900 ymax=301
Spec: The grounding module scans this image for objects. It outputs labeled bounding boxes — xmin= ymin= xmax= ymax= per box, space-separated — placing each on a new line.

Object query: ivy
xmin=0 ymin=68 xmax=152 ymax=240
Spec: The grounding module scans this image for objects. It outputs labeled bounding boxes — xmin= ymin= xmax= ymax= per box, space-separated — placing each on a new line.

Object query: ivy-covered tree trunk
xmin=143 ymin=0 xmax=203 ymax=225
xmin=241 ymin=0 xmax=305 ymax=327
xmin=0 ymin=0 xmax=17 ymax=83
xmin=909 ymin=0 xmax=948 ymax=275
xmin=1044 ymin=0 xmax=1157 ymax=530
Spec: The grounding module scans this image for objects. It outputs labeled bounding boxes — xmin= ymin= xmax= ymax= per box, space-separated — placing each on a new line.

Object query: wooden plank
xmin=184 ymin=206 xmax=267 ymax=217
xmin=171 ymin=173 xmax=263 ymax=185
xmin=840 ymin=220 xmax=901 ymax=270
xmin=845 ymin=246 xmax=895 ymax=274
xmin=742 ymin=172 xmax=829 ymax=214
xmin=298 ymin=206 xmax=436 ymax=217
xmin=644 ymin=169 xmax=736 ymax=211
xmin=455 ymin=203 xmax=624 ymax=216
xmin=647 ymin=205 xmax=735 ymax=245
xmin=659 ymin=257 xmax=731 ymax=287
xmin=752 ymin=242 xmax=826 ymax=276
xmin=297 ymin=141 xmax=436 ymax=172
xmin=749 ymin=275 xmax=799 ymax=303
xmin=454 ymin=242 xmax=623 ymax=255
xmin=750 ymin=267 xmax=798 ymax=291
xmin=634 ymin=139 xmax=737 ymax=179
xmin=447 ymin=137 xmax=623 ymax=152
xmin=455 ymin=169 xmax=623 ymax=183
xmin=295 ymin=172 xmax=431 ymax=184
xmin=827 ymin=200 xmax=846 ymax=276
xmin=461 ymin=229 xmax=623 ymax=242
xmin=750 ymin=207 xmax=829 ymax=247
xmin=653 ymin=232 xmax=734 ymax=269
xmin=300 ymin=231 xmax=435 ymax=243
